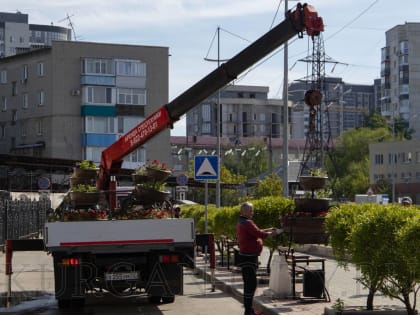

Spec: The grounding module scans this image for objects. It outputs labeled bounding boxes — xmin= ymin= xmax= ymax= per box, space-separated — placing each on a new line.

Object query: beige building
xmin=0 ymin=40 xmax=170 ymax=169
xmin=369 ymin=140 xmax=420 ymax=204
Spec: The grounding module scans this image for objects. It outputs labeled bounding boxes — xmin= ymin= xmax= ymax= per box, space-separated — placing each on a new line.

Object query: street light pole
xmin=392 ymin=112 xmax=396 ymax=203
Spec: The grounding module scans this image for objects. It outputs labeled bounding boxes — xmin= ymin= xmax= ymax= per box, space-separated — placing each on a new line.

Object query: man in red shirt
xmin=236 ymin=202 xmax=277 ymax=315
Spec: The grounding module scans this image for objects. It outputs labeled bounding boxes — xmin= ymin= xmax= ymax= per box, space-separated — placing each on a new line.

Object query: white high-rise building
xmin=381 ymin=23 xmax=420 ymax=139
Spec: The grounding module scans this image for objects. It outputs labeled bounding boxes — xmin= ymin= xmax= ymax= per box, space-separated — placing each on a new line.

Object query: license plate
xmin=105 ymin=271 xmax=139 ymax=281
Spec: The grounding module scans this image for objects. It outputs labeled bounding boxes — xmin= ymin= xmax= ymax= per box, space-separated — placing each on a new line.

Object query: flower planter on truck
xmin=44 ymin=218 xmax=195 ymax=307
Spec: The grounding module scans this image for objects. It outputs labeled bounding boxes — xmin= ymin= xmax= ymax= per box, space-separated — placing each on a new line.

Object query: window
xmin=36 ymin=120 xmax=43 ymax=135
xmin=388 ymin=153 xmax=397 ymax=164
xmin=21 ymin=123 xmax=26 ymax=138
xmin=2 ymin=96 xmax=6 ymax=111
xmin=12 ymin=81 xmax=17 ymax=96
xmin=116 ymin=60 xmax=146 ymax=77
xmin=117 ymin=88 xmax=146 ymax=105
xmin=86 ymin=116 xmax=115 ymax=133
xmin=85 ymin=147 xmax=105 ymax=163
xmin=202 ymin=104 xmax=211 ymax=122
xmin=399 ymin=40 xmax=408 ymax=55
xmin=129 ymin=147 xmax=145 ymax=163
xmin=0 ymin=70 xmax=6 ymax=84
xmin=416 ymin=152 xmax=420 ymax=163
xmin=23 ymin=65 xmax=28 ymax=81
xmin=39 ymin=90 xmax=45 ymax=106
xmin=38 ymin=63 xmax=44 ymax=77
xmin=202 ymin=123 xmax=211 ymax=133
xmin=82 ymin=58 xmax=115 ymax=75
xmin=375 ymin=154 xmax=383 ymax=165
xmin=86 ymin=86 xmax=113 ymax=104
xmin=399 ymin=54 xmax=408 ymax=65
xmin=12 ymin=110 xmax=17 ymax=125
xmin=0 ymin=125 xmax=5 ymax=139
xmin=22 ymin=93 xmax=28 ymax=109
xmin=117 ymin=116 xmax=143 ymax=134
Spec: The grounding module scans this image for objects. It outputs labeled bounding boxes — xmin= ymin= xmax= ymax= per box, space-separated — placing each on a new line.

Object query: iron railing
xmin=0 ymin=198 xmax=50 ymax=246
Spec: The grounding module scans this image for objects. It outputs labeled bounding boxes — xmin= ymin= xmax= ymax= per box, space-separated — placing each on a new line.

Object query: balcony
xmin=81 ymin=75 xmax=115 ymax=86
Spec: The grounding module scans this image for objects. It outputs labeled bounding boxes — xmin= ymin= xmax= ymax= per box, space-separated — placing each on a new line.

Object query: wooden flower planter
xmin=294 ymin=198 xmax=331 ymax=212
xmin=70 ymin=192 xmax=100 ymax=207
xmin=281 ymin=216 xmax=329 ymax=245
xmin=145 ymin=167 xmax=171 ymax=182
xmin=299 ymin=176 xmax=328 ymax=191
xmin=134 ymin=186 xmax=170 ymax=204
xmin=70 ymin=176 xmax=96 ymax=187
xmin=73 ymin=168 xmax=98 ymax=179
xmin=132 ymin=174 xmax=150 ymax=184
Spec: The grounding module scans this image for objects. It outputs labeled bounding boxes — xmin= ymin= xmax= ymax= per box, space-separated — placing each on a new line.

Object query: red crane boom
xmin=98 ymin=3 xmax=324 ymax=205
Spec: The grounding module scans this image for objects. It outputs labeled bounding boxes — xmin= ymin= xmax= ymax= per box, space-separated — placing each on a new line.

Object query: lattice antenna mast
xmin=299 ymin=34 xmax=330 ymax=176
xmin=58 ymin=13 xmax=77 ymax=41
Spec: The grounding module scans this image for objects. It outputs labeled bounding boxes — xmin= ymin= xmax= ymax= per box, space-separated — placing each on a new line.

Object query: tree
xmin=187 ymin=165 xmax=246 ymax=206
xmin=326 ymin=204 xmax=420 ymax=314
xmin=253 ymin=173 xmax=283 ymax=199
xmin=223 ymin=143 xmax=269 ymax=179
xmin=392 ymin=116 xmax=416 ymax=140
xmin=351 ymin=206 xmax=420 ymax=315
xmin=363 ymin=111 xmax=388 ymax=129
xmin=325 ymin=127 xmax=390 ymax=199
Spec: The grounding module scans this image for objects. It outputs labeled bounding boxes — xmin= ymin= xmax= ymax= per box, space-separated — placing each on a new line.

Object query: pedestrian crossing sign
xmin=194 ymin=155 xmax=219 ymax=180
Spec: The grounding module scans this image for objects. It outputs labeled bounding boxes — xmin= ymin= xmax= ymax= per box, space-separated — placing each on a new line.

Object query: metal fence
xmin=0 ymin=198 xmax=50 ymax=246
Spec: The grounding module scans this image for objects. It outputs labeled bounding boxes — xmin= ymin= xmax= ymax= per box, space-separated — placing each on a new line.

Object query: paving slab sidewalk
xmin=195 ymin=245 xmax=408 ymax=315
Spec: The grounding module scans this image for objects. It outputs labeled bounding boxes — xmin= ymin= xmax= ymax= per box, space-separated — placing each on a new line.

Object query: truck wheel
xmin=72 ymin=298 xmax=86 ymax=307
xmin=162 ymin=295 xmax=175 ymax=303
xmin=148 ymin=296 xmax=161 ymax=304
xmin=57 ymin=298 xmax=85 ymax=308
xmin=57 ymin=299 xmax=71 ymax=309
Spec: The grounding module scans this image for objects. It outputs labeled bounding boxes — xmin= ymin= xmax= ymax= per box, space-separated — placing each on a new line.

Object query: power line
xmin=325 ymin=0 xmax=380 ymax=41
xmin=269 ymin=0 xmax=283 ymax=29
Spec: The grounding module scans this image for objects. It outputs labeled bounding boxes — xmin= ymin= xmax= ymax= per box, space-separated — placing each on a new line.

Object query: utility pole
xmin=282 ymin=0 xmax=289 ymax=197
xmin=204 ymin=26 xmax=223 ymax=207
xmin=216 ymin=26 xmax=221 ymax=208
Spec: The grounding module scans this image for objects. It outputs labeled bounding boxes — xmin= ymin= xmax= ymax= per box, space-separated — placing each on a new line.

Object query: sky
xmin=4 ymin=0 xmax=420 ymax=136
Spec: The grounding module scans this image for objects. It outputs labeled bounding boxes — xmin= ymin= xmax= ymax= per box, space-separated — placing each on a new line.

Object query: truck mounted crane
xmin=97 ymin=2 xmax=324 ymax=202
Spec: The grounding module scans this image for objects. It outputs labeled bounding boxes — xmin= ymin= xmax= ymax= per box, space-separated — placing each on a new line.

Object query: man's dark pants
xmin=239 ymin=254 xmax=258 ymax=314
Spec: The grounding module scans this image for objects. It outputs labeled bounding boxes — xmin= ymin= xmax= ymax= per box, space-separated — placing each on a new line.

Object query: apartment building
xmin=0 ymin=40 xmax=170 ymax=169
xmin=0 ymin=11 xmax=71 ymax=58
xmin=288 ymin=77 xmax=376 ymax=139
xmin=380 ymin=23 xmax=420 ymax=139
xmin=370 ymin=140 xmax=420 ymax=204
xmin=186 ymin=84 xmax=287 ymax=139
